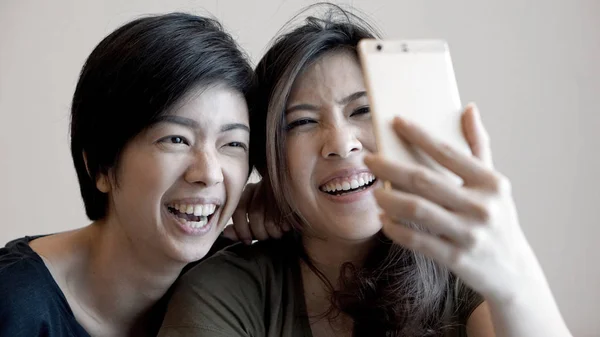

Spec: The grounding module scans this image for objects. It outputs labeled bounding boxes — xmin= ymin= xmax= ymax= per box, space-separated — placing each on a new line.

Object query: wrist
xmin=485 ymin=288 xmax=572 ymax=337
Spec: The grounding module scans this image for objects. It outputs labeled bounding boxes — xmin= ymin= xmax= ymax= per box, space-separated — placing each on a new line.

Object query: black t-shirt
xmin=0 ymin=235 xmax=234 ymax=337
xmin=0 ymin=236 xmax=89 ymax=337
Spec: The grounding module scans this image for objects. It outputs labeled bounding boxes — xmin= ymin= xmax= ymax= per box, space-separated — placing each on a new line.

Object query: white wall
xmin=1 ymin=0 xmax=598 ymax=335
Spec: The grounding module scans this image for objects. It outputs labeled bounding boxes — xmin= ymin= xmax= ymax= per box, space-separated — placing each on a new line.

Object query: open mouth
xmin=166 ymin=203 xmax=219 ymax=229
xmin=319 ymin=173 xmax=377 ymax=196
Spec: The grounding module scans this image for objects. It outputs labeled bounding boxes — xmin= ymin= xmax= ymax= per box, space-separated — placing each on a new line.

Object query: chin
xmin=175 ymin=246 xmax=212 ymax=264
xmin=162 ymin=237 xmax=214 ymax=264
xmin=333 ymin=217 xmax=382 ymax=242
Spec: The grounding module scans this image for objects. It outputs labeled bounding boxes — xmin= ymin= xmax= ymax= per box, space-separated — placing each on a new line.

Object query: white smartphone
xmin=358 ymin=39 xmax=471 ymax=183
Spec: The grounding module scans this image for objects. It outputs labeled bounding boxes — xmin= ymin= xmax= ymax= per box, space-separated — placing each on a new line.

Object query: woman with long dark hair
xmin=160 ymin=5 xmax=571 ymax=337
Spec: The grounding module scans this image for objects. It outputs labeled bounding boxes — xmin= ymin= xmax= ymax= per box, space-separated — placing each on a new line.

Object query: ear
xmin=95 ymin=172 xmax=111 ymax=193
xmin=83 ymin=151 xmax=111 ymax=193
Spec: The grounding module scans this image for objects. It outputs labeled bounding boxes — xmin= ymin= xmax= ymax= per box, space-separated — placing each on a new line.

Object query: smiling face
xmin=284 ymin=50 xmax=381 ymax=243
xmin=98 ymin=85 xmax=250 ymax=263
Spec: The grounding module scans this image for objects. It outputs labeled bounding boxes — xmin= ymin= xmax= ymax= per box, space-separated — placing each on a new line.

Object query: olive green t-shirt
xmin=158 ymin=238 xmax=483 ymax=337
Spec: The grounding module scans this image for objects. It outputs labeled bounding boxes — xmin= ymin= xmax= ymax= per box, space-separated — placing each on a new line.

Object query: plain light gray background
xmin=1 ymin=0 xmax=598 ymax=335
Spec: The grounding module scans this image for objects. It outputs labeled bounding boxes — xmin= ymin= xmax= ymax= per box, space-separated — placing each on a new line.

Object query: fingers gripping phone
xmin=358 ymin=39 xmax=471 ymax=183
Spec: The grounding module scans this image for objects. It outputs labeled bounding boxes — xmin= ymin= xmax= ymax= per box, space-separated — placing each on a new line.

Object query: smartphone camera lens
xmin=376 ymin=44 xmax=382 ymax=51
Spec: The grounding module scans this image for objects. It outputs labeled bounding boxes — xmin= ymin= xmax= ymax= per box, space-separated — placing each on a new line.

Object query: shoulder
xmin=0 ymin=236 xmax=54 ymax=298
xmin=213 ymin=236 xmax=292 ymax=264
xmin=160 ymin=238 xmax=295 ymax=336
xmin=182 ymin=237 xmax=292 ymax=285
xmin=0 ymin=237 xmax=69 ymax=332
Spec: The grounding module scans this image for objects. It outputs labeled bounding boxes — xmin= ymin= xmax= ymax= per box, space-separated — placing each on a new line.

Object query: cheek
xmin=223 ymin=157 xmax=249 ymax=200
xmin=116 ymin=153 xmax=182 ymax=201
xmin=360 ymin=122 xmax=377 ymax=152
xmin=285 ymin=138 xmax=316 ymax=197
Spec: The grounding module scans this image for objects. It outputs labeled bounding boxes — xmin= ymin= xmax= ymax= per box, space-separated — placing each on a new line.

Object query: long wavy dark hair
xmin=250 ymin=3 xmax=472 ymax=336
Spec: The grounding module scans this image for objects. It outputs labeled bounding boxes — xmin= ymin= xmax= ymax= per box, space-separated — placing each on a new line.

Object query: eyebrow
xmin=157 ymin=115 xmax=199 ymax=129
xmin=337 ymin=91 xmax=367 ymax=105
xmin=285 ymin=91 xmax=368 ymax=115
xmin=155 ymin=115 xmax=249 ymax=133
xmin=285 ymin=104 xmax=318 ymax=115
xmin=220 ymin=123 xmax=250 ymax=133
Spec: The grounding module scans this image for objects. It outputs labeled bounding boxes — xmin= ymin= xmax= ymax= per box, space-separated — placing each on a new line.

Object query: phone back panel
xmin=358 ymin=39 xmax=470 ymax=180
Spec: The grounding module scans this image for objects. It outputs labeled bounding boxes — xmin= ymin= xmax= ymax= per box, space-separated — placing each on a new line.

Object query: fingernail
xmin=243 ymin=239 xmax=252 ymax=245
xmin=394 ymin=116 xmax=409 ymax=126
xmin=467 ymin=102 xmax=480 ymax=117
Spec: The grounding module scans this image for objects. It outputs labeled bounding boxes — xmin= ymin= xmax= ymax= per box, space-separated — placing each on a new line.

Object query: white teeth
xmin=321 ymin=173 xmax=376 ymax=193
xmin=188 ymin=218 xmax=208 ymax=229
xmin=201 ymin=206 xmax=210 ymax=216
xmin=170 ymin=203 xmax=218 ymax=216
xmin=186 ymin=205 xmax=194 ymax=214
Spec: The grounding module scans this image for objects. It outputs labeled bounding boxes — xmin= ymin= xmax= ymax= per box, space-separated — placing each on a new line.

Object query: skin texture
xmin=284 ymin=51 xmax=381 ymax=243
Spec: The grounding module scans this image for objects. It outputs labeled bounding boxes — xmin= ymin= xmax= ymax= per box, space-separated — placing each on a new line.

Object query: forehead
xmin=288 ymin=50 xmax=365 ymax=105
xmin=170 ymin=84 xmax=249 ymax=126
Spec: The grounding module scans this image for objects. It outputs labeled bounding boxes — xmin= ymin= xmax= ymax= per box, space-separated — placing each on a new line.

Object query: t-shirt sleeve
xmin=454 ymin=278 xmax=485 ymax=324
xmin=0 ymin=258 xmax=64 ymax=337
xmin=158 ymin=247 xmax=265 ymax=337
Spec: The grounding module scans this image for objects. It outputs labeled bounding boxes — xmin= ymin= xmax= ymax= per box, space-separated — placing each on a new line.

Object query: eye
xmin=225 ymin=142 xmax=248 ymax=151
xmin=351 ymin=106 xmax=371 ymax=117
xmin=285 ymin=118 xmax=317 ymax=131
xmin=159 ymin=136 xmax=190 ymax=146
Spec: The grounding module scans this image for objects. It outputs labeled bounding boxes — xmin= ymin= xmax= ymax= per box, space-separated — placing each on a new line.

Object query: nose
xmin=184 ymin=148 xmax=224 ymax=187
xmin=321 ymin=125 xmax=363 ymax=159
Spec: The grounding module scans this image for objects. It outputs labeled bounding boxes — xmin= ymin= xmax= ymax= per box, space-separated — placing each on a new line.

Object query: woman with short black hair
xmin=0 ymin=12 xmax=255 ymax=337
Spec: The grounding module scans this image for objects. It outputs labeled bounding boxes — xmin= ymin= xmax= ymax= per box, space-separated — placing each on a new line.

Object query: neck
xmin=301 ymin=233 xmax=375 ymax=289
xmin=74 ymin=221 xmax=185 ymax=334
xmin=299 ymin=233 xmax=375 ymax=334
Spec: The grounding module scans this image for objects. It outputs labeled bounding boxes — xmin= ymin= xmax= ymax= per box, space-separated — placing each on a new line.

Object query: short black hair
xmin=70 ymin=12 xmax=254 ymax=220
